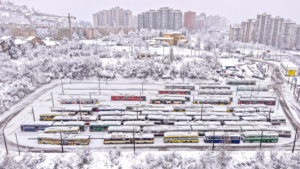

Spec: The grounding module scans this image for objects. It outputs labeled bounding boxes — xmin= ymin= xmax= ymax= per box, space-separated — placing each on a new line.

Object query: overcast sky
xmin=9 ymin=0 xmax=300 ymax=24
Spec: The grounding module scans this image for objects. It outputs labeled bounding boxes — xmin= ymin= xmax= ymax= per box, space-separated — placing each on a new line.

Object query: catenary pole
xmin=61 ymin=80 xmax=64 ymax=94
xmin=60 ymin=132 xmax=64 ymax=153
xmin=98 ymin=79 xmax=101 ymax=95
xmin=32 ymin=107 xmax=35 ymax=121
xmin=260 ymin=130 xmax=264 ymax=149
xmin=15 ymin=133 xmax=20 ymax=156
xmin=212 ymin=131 xmax=215 ymax=151
xmin=292 ymin=128 xmax=298 ymax=153
xmin=51 ymin=92 xmax=54 ymax=107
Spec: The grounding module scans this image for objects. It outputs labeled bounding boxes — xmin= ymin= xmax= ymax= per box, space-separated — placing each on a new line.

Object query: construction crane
xmin=57 ymin=13 xmax=76 ymax=42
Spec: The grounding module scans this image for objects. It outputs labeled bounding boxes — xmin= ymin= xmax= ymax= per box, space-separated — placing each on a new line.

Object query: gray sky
xmin=9 ymin=0 xmax=300 ymax=24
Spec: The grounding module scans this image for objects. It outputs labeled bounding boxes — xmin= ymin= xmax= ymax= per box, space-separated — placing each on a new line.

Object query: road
xmin=1 ymin=60 xmax=300 ymax=153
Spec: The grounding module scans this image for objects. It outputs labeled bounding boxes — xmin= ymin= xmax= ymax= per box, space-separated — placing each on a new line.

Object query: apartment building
xmin=93 ymin=7 xmax=133 ymax=27
xmin=241 ymin=19 xmax=256 ymax=43
xmin=57 ymin=28 xmax=71 ymax=40
xmin=268 ymin=16 xmax=284 ymax=47
xmin=96 ymin=26 xmax=136 ymax=36
xmin=255 ymin=13 xmax=272 ymax=44
xmin=11 ymin=28 xmax=37 ymax=38
xmin=281 ymin=19 xmax=296 ymax=49
xmin=184 ymin=11 xmax=196 ymax=31
xmin=229 ymin=26 xmax=242 ymax=42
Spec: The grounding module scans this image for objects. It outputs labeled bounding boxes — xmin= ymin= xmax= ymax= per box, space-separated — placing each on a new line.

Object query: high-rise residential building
xmin=268 ymin=16 xmax=284 ymax=47
xmin=280 ymin=19 xmax=296 ymax=49
xmin=184 ymin=11 xmax=196 ymax=31
xmin=138 ymin=7 xmax=182 ymax=31
xmin=241 ymin=19 xmax=256 ymax=43
xmin=93 ymin=7 xmax=133 ymax=27
xmin=229 ymin=26 xmax=242 ymax=42
xmin=255 ymin=13 xmax=272 ymax=44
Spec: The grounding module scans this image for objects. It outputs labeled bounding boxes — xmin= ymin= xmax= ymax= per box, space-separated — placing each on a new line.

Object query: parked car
xmin=252 ymin=75 xmax=265 ymax=80
xmin=237 ymin=75 xmax=245 ymax=79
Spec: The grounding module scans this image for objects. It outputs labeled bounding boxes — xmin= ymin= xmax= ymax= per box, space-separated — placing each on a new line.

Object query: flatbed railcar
xmin=227 ymin=105 xmax=274 ymax=112
xmin=194 ymin=97 xmax=232 ymax=105
xmin=204 ymin=132 xmax=241 ymax=144
xmin=227 ymin=80 xmax=256 ymax=85
xmin=199 ymin=85 xmax=231 ymax=90
xmin=53 ymin=116 xmax=98 ymax=125
xmin=150 ymin=97 xmax=185 ymax=104
xmin=165 ymin=84 xmax=195 ymax=90
xmin=92 ymin=107 xmax=126 ymax=112
xmin=158 ymin=89 xmax=191 ymax=95
xmin=198 ymin=90 xmax=233 ymax=95
xmin=50 ymin=107 xmax=93 ymax=115
xmin=97 ymin=111 xmax=138 ymax=120
xmin=20 ymin=122 xmax=54 ymax=132
xmin=44 ymin=127 xmax=79 ymax=134
xmin=37 ymin=133 xmax=90 ymax=145
xmin=237 ymin=86 xmax=268 ymax=92
xmin=60 ymin=98 xmax=98 ymax=104
xmin=164 ymin=132 xmax=199 ymax=143
xmin=52 ymin=121 xmax=86 ymax=132
xmin=158 ymin=94 xmax=191 ymax=101
xmin=89 ymin=121 xmax=121 ymax=132
xmin=107 ymin=126 xmax=141 ymax=133
xmin=104 ymin=133 xmax=154 ymax=144
xmin=238 ymin=98 xmax=276 ymax=105
xmin=101 ymin=115 xmax=146 ymax=123
xmin=111 ymin=95 xmax=146 ymax=101
xmin=241 ymin=131 xmax=279 ymax=143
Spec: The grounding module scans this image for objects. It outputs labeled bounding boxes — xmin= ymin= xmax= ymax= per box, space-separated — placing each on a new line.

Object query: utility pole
xmin=3 ymin=133 xmax=8 ymax=155
xmin=89 ymin=92 xmax=91 ymax=100
xmin=15 ymin=133 xmax=20 ymax=156
xmin=292 ymin=128 xmax=298 ymax=153
xmin=32 ymin=107 xmax=35 ymax=122
xmin=140 ymin=90 xmax=141 ymax=104
xmin=70 ymin=78 xmax=71 ymax=85
xmin=60 ymin=132 xmax=64 ymax=153
xmin=277 ymin=94 xmax=280 ymax=110
xmin=51 ymin=92 xmax=54 ymax=107
xmin=250 ymin=90 xmax=252 ymax=105
xmin=79 ymin=103 xmax=82 ymax=121
xmin=201 ymin=104 xmax=203 ymax=120
xmin=260 ymin=130 xmax=264 ymax=149
xmin=61 ymin=80 xmax=64 ymax=94
xmin=236 ymin=85 xmax=238 ymax=96
xmin=269 ymin=108 xmax=271 ymax=122
xmin=98 ymin=79 xmax=101 ymax=95
xmin=257 ymin=83 xmax=260 ymax=95
xmin=212 ymin=131 xmax=215 ymax=151
xmin=142 ymin=82 xmax=143 ymax=94
xmin=133 ymin=127 xmax=136 ymax=154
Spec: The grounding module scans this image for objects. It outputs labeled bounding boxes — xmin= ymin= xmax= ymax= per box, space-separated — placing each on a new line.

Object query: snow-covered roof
xmin=280 ymin=62 xmax=298 ymax=69
xmin=0 ymin=36 xmax=13 ymax=40
xmin=164 ymin=132 xmax=198 ymax=137
xmin=42 ymin=39 xmax=59 ymax=46
xmin=15 ymin=39 xmax=31 ymax=45
xmin=26 ymin=36 xmax=39 ymax=41
xmin=123 ymin=121 xmax=155 ymax=126
xmin=155 ymin=37 xmax=173 ymax=40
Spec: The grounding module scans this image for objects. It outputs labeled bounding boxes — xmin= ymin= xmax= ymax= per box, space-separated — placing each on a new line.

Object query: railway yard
xmin=2 ymin=60 xmax=300 ymax=152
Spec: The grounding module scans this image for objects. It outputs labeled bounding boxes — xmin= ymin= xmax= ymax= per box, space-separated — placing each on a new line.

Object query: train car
xmin=89 ymin=121 xmax=121 ymax=132
xmin=44 ymin=127 xmax=79 ymax=134
xmin=241 ymin=131 xmax=279 ymax=143
xmin=147 ymin=115 xmax=175 ymax=125
xmin=52 ymin=121 xmax=86 ymax=132
xmin=132 ymin=107 xmax=174 ymax=112
xmin=185 ymin=112 xmax=229 ymax=117
xmin=158 ymin=89 xmax=191 ymax=95
xmin=60 ymin=97 xmax=98 ymax=104
xmin=140 ymin=111 xmax=185 ymax=117
xmin=40 ymin=112 xmax=70 ymax=121
xmin=150 ymin=97 xmax=185 ymax=104
xmin=92 ymin=107 xmax=126 ymax=112
xmin=198 ymin=90 xmax=233 ymax=95
xmin=217 ymin=126 xmax=241 ymax=133
xmin=204 ymin=132 xmax=241 ymax=144
xmin=143 ymin=125 xmax=168 ymax=136
xmin=173 ymin=105 xmax=213 ymax=112
xmin=104 ymin=133 xmax=154 ymax=144
xmin=238 ymin=98 xmax=276 ymax=105
xmin=226 ymin=80 xmax=256 ymax=85
xmin=97 ymin=111 xmax=137 ymax=120
xmin=165 ymin=84 xmax=195 ymax=90
xmin=257 ymin=113 xmax=286 ymax=125
xmin=107 ymin=126 xmax=141 ymax=133
xmin=53 ymin=116 xmax=97 ymax=125
xmin=111 ymin=95 xmax=146 ymax=101
xmin=37 ymin=133 xmax=90 ymax=145
xmin=199 ymin=85 xmax=231 ymax=90
xmin=223 ymin=121 xmax=272 ymax=126
xmin=238 ymin=95 xmax=275 ymax=99
xmin=20 ymin=122 xmax=54 ymax=132
xmin=50 ymin=107 xmax=93 ymax=115
xmin=158 ymin=94 xmax=191 ymax=102
xmin=123 ymin=121 xmax=155 ymax=127
xmin=237 ymin=86 xmax=268 ymax=92
xmin=197 ymin=95 xmax=233 ymax=102
xmin=267 ymin=126 xmax=292 ymax=138
xmin=233 ymin=113 xmax=259 ymax=120
xmin=227 ymin=105 xmax=274 ymax=113
xmin=240 ymin=126 xmax=268 ymax=132
xmin=233 ymin=108 xmax=257 ymax=114
xmin=241 ymin=116 xmax=267 ymax=122
xmin=164 ymin=132 xmax=199 ymax=143
xmin=194 ymin=97 xmax=232 ymax=105
xmin=101 ymin=115 xmax=146 ymax=123
xmin=174 ymin=121 xmax=222 ymax=126
xmin=191 ymin=125 xmax=218 ymax=136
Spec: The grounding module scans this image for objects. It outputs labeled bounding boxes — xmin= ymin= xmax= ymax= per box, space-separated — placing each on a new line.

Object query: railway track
xmin=2 ymin=60 xmax=300 ymax=153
